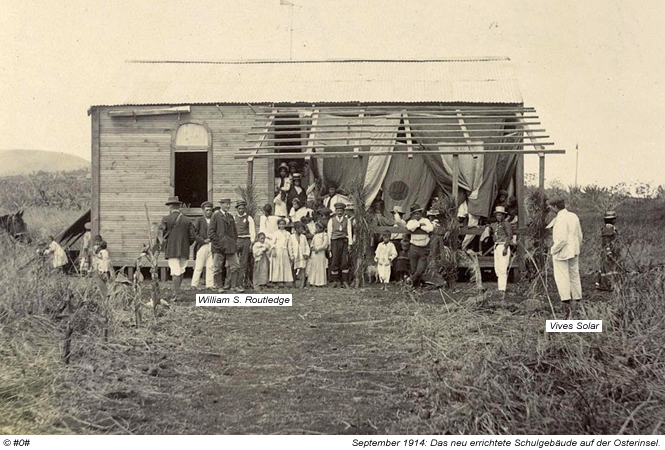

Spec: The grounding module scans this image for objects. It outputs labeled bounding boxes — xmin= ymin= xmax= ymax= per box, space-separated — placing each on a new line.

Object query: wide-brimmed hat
xmin=345 ymin=204 xmax=355 ymax=211
xmin=288 ymin=161 xmax=298 ymax=168
xmin=201 ymin=201 xmax=213 ymax=209
xmin=212 ymin=205 xmax=221 ymax=211
xmin=410 ymin=204 xmax=424 ymax=213
xmin=278 ymin=162 xmax=289 ymax=171
xmin=498 ymin=189 xmax=509 ymax=197
xmin=292 ymin=173 xmax=301 ymax=179
xmin=604 ymin=210 xmax=617 ymax=219
xmin=427 ymin=210 xmax=440 ymax=216
xmin=236 ymin=200 xmax=247 ymax=207
xmin=165 ymin=196 xmax=182 ymax=206
xmin=319 ymin=207 xmax=332 ymax=216
xmin=392 ymin=205 xmax=404 ymax=214
xmin=84 ymin=222 xmax=91 ymax=230
xmin=218 ymin=198 xmax=231 ymax=204
xmin=494 ymin=205 xmax=507 ymax=215
xmin=334 ymin=202 xmax=346 ymax=211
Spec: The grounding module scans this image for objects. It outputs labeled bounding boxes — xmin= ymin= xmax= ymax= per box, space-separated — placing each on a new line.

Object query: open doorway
xmin=174 ymin=152 xmax=207 ymax=207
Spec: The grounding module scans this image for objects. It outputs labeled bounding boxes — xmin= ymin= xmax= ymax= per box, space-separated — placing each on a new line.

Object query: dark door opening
xmin=174 ymin=152 xmax=207 ymax=207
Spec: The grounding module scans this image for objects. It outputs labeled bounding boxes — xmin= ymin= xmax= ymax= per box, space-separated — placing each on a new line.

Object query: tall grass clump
xmin=346 ymin=179 xmax=372 ymax=288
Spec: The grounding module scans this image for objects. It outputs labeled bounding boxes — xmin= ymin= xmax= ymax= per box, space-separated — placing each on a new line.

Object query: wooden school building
xmin=87 ymin=58 xmax=563 ymax=271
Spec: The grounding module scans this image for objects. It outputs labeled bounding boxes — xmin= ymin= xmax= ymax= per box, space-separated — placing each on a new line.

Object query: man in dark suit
xmin=208 ymin=198 xmax=240 ymax=292
xmin=160 ymin=196 xmax=193 ymax=296
xmin=191 ymin=201 xmax=214 ymax=289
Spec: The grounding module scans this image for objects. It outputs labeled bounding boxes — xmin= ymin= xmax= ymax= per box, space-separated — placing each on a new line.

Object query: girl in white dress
xmin=269 ymin=218 xmax=293 ymax=285
xmin=289 ymin=222 xmax=310 ymax=288
xmin=306 ymin=222 xmax=328 ymax=287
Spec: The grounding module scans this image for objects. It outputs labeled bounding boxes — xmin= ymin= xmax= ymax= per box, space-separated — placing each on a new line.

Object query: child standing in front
xmin=307 ymin=221 xmax=328 ymax=287
xmin=252 ymin=232 xmax=270 ymax=289
xmin=394 ymin=238 xmax=411 ymax=282
xmin=289 ymin=222 xmax=310 ymax=288
xmin=375 ymin=231 xmax=398 ymax=290
xmin=95 ymin=240 xmax=113 ymax=280
xmin=269 ymin=218 xmax=293 ymax=286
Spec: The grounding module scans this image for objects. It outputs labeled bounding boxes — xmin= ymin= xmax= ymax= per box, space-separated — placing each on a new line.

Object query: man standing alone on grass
xmin=327 ymin=202 xmax=353 ymax=288
xmin=209 ymin=198 xmax=241 ymax=292
xmin=406 ymin=204 xmax=434 ymax=289
xmin=235 ymin=200 xmax=255 ymax=292
xmin=548 ymin=197 xmax=584 ymax=317
xmin=160 ymin=196 xmax=192 ymax=297
xmin=191 ymin=201 xmax=214 ymax=290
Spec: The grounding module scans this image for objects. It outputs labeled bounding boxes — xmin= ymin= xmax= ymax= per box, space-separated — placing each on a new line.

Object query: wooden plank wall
xmin=98 ymin=105 xmax=268 ymax=266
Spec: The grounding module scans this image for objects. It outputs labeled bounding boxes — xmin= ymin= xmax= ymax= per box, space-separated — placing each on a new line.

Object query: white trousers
xmin=168 ymin=258 xmax=188 ymax=277
xmin=553 ymin=256 xmax=582 ymax=301
xmin=378 ymin=263 xmax=391 ymax=284
xmin=191 ymin=243 xmax=214 ymax=288
xmin=494 ymin=244 xmax=510 ymax=291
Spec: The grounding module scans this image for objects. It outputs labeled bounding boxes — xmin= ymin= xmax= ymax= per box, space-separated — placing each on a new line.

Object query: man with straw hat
xmin=208 ymin=198 xmax=240 ymax=292
xmin=483 ymin=205 xmax=513 ymax=299
xmin=160 ymin=196 xmax=193 ymax=297
xmin=275 ymin=162 xmax=292 ymax=194
xmin=547 ymin=197 xmax=584 ymax=317
xmin=406 ymin=203 xmax=434 ymax=288
xmin=327 ymin=202 xmax=353 ymax=288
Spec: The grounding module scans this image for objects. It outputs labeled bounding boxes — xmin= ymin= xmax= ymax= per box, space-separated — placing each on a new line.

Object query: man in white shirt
xmin=406 ymin=203 xmax=434 ymax=288
xmin=327 ymin=203 xmax=354 ymax=288
xmin=548 ymin=197 xmax=584 ymax=316
xmin=191 ymin=201 xmax=215 ymax=289
xmin=320 ymin=185 xmax=349 ymax=210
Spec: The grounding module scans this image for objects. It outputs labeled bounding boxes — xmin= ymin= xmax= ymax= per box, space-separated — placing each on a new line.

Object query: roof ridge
xmin=126 ymin=57 xmax=511 ymax=65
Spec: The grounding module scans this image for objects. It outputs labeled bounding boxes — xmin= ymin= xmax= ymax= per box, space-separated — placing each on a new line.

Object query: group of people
xmin=155 ymin=180 xmax=619 ymax=315
xmin=37 ymin=223 xmax=113 ymax=279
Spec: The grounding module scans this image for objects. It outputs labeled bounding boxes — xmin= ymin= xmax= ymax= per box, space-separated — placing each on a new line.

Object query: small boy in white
xmin=374 ymin=231 xmax=398 ymax=290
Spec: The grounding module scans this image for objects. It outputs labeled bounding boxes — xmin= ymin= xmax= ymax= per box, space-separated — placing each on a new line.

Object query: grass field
xmin=1 ymin=175 xmax=664 ymax=435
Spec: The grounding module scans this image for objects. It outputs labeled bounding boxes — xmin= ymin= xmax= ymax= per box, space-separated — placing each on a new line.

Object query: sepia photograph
xmin=1 ymin=0 xmax=664 ymax=443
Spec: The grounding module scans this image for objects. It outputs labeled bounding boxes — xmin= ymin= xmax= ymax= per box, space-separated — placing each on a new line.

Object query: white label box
xmin=546 ymin=320 xmax=602 ymax=332
xmin=196 ymin=294 xmax=292 ymax=306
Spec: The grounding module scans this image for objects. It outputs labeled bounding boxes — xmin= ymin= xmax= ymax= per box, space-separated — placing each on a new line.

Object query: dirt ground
xmin=56 ymin=282 xmax=501 ymax=434
xmin=55 ymin=274 xmax=617 ymax=435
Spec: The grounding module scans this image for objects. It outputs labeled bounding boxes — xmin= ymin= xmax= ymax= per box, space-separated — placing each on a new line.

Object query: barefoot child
xmin=374 ymin=231 xmax=397 ymax=290
xmin=290 ymin=222 xmax=310 ymax=288
xmin=252 ymin=232 xmax=270 ymax=289
xmin=394 ymin=239 xmax=411 ymax=282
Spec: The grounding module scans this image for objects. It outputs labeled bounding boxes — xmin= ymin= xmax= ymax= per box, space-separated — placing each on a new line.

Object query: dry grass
xmin=1 ymin=181 xmax=665 ymax=435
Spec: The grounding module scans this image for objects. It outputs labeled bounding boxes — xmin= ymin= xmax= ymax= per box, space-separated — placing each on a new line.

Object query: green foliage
xmin=0 ymin=169 xmax=90 ymax=211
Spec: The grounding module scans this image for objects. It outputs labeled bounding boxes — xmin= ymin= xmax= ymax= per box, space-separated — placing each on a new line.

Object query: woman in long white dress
xmin=306 ymin=222 xmax=328 ymax=287
xmin=269 ymin=218 xmax=293 ymax=285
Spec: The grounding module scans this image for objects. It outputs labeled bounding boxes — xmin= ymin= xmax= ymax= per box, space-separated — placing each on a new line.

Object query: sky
xmin=2 ymin=0 xmax=664 ymax=188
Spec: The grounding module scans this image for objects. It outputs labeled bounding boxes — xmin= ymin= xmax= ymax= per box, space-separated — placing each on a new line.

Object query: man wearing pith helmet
xmin=208 ymin=198 xmax=240 ymax=292
xmin=327 ymin=202 xmax=353 ymax=288
xmin=160 ymin=196 xmax=193 ymax=297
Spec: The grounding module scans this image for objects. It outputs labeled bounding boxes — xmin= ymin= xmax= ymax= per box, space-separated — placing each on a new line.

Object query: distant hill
xmin=0 ymin=150 xmax=89 ymax=176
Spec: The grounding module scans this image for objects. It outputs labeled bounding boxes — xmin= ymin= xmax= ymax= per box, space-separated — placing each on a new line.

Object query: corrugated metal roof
xmin=91 ymin=58 xmax=523 ymax=106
